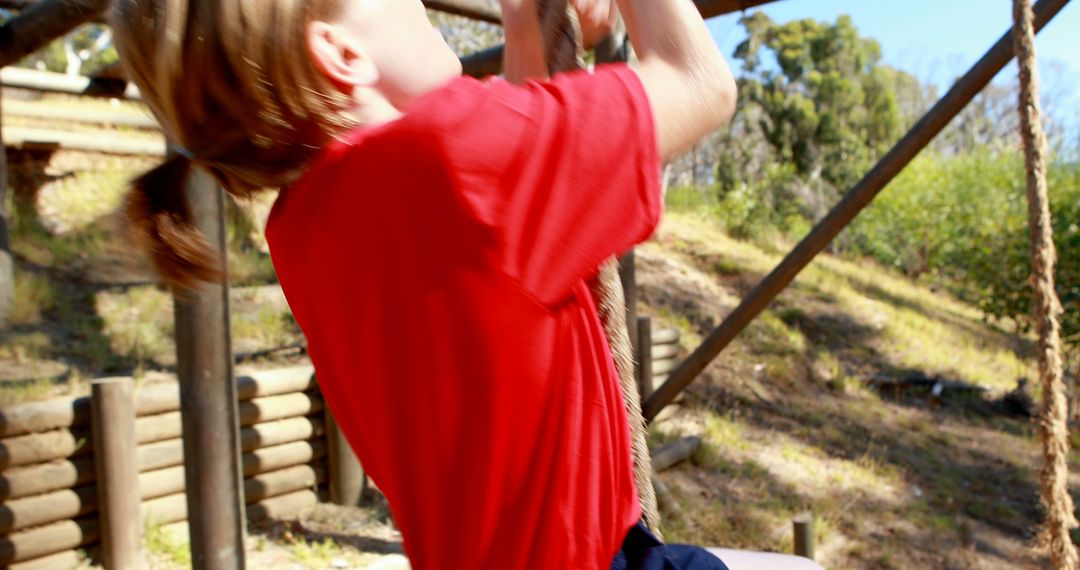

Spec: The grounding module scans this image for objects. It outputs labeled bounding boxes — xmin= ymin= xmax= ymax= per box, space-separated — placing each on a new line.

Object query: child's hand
xmin=572 ymin=0 xmax=619 ymax=49
xmin=501 ymin=0 xmax=618 ymax=49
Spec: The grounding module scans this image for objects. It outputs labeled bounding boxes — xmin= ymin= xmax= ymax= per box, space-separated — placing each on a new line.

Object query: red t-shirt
xmin=266 ymin=64 xmax=661 ymax=569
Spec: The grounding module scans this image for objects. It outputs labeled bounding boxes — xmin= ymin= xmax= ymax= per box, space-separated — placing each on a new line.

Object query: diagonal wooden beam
xmin=461 ymin=0 xmax=781 ymax=77
xmin=641 ymin=0 xmax=1074 ymax=422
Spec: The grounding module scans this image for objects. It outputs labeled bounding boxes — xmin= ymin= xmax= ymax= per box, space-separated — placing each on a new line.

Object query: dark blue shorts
xmin=611 ymin=523 xmax=729 ymax=570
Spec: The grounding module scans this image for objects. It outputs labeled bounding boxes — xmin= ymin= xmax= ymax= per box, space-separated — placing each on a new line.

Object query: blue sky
xmin=706 ymin=0 xmax=1080 ymax=128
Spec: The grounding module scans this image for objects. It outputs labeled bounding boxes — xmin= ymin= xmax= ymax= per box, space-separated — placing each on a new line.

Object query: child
xmin=110 ymin=0 xmax=736 ymax=568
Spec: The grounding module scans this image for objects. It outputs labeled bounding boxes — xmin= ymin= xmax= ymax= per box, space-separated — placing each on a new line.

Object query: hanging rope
xmin=1012 ymin=1 xmax=1079 ymax=568
xmin=536 ymin=0 xmax=662 ymax=536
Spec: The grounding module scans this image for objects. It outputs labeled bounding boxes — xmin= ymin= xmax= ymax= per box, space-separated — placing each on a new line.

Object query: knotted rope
xmin=536 ymin=0 xmax=662 ymax=536
xmin=1012 ymin=1 xmax=1079 ymax=568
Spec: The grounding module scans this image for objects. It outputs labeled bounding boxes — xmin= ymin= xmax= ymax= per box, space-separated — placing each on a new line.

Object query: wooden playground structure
xmin=0 ymin=0 xmax=1076 ymax=568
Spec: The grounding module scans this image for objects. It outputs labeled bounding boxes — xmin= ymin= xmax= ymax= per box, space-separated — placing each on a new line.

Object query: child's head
xmin=110 ymin=0 xmax=460 ymax=287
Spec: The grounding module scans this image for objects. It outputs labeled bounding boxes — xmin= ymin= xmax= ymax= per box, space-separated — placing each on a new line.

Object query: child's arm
xmin=499 ymin=0 xmax=735 ymax=160
xmin=612 ymin=0 xmax=737 ymax=160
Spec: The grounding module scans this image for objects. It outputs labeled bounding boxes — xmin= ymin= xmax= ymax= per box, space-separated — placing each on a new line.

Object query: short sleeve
xmin=421 ymin=64 xmax=662 ymax=306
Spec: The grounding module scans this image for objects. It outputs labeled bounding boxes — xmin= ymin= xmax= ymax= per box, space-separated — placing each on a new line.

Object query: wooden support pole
xmin=637 ymin=316 xmax=654 ymax=400
xmin=0 ymin=0 xmax=110 ymax=68
xmin=324 ymin=408 xmax=364 ymax=507
xmin=793 ymin=512 xmax=815 ymax=560
xmin=172 ymin=165 xmax=246 ymax=569
xmin=91 ymin=377 xmax=142 ymax=570
xmin=641 ymin=0 xmax=1074 ymax=423
xmin=0 ymin=95 xmax=12 ymax=330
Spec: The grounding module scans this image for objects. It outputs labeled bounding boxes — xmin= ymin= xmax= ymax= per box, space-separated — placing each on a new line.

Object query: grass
xmin=9 ymin=271 xmax=56 ymax=326
xmin=145 ymin=521 xmax=192 ymax=567
xmin=647 ymin=212 xmax=1053 ymax=568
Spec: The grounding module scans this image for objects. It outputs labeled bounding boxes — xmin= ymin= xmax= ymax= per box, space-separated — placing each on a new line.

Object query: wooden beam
xmin=0 ymin=67 xmax=140 ymax=100
xmin=642 ymin=0 xmax=1074 ymax=422
xmin=462 ymin=0 xmax=782 ymax=77
xmin=0 ymin=0 xmax=109 ymax=68
xmin=424 ymin=0 xmax=501 ymax=24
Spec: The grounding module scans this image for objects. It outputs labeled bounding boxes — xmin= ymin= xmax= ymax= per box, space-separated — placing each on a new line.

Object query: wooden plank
xmin=242 ymin=440 xmax=327 ymax=478
xmin=0 ymin=518 xmax=99 ymax=565
xmin=0 ymin=0 xmax=110 ymax=68
xmin=642 ymin=0 xmax=1075 ymax=422
xmin=0 ymin=485 xmax=96 ymax=534
xmin=3 ymin=126 xmax=165 ymax=156
xmin=137 ymin=420 xmax=324 ymax=473
xmin=0 ymin=456 xmax=95 ymax=500
xmin=90 ymin=378 xmax=141 ymax=570
xmin=140 ymin=463 xmax=326 ymax=503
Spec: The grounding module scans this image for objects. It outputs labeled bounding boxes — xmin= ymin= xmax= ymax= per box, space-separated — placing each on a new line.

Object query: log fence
xmin=0 ymin=365 xmax=356 ymax=568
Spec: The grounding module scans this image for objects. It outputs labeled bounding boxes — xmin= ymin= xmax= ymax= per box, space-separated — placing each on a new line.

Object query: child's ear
xmin=307 ymin=21 xmax=379 ymax=90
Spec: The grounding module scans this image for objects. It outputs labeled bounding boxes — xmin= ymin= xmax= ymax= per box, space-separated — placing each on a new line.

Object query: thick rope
xmin=1012 ymin=1 xmax=1079 ymax=568
xmin=536 ymin=0 xmax=662 ymax=536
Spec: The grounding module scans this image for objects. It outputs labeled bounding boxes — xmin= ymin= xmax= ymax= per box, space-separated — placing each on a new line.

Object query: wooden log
xmin=140 ymin=492 xmax=186 ymax=527
xmin=650 ymin=436 xmax=702 ymax=472
xmin=242 ymin=439 xmax=327 ymax=478
xmin=173 ymin=163 xmax=245 ymax=570
xmin=637 ymin=317 xmax=654 ymax=400
xmin=235 ymin=366 xmax=316 ymax=400
xmin=7 ymin=549 xmax=82 ymax=570
xmin=652 ymin=343 xmax=680 ymax=360
xmin=0 ymin=485 xmax=96 ymax=534
xmin=0 ymin=67 xmax=137 ymax=100
xmin=793 ymin=512 xmax=815 ymax=560
xmin=243 ymin=464 xmax=324 ymax=504
xmin=325 ymin=409 xmax=364 ymax=507
xmin=238 ymin=392 xmax=323 ymax=427
xmin=241 ymin=415 xmax=324 ymax=453
xmin=3 ymin=127 xmax=166 ymax=156
xmin=0 ymin=456 xmax=94 ymax=500
xmin=0 ymin=518 xmax=99 ymax=565
xmin=651 ymin=328 xmax=681 ymax=346
xmin=137 ymin=438 xmax=183 ymax=473
xmin=0 ymin=395 xmax=89 ymax=438
xmin=91 ymin=377 xmax=141 ymax=570
xmin=137 ymin=420 xmax=326 ymax=473
xmin=139 ymin=465 xmax=185 ymax=502
xmin=135 ymin=399 xmax=323 ymax=444
xmin=0 ymin=428 xmax=88 ymax=469
xmin=642 ymin=0 xmax=1074 ymax=423
xmin=0 ymin=0 xmax=110 ymax=69
xmin=246 ymin=489 xmax=317 ymax=522
xmin=2 ymin=100 xmax=159 ymax=130
xmin=652 ymin=358 xmax=677 ymax=376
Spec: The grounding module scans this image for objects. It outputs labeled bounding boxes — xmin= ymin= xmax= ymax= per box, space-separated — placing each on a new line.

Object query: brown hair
xmin=109 ymin=0 xmax=357 ymax=288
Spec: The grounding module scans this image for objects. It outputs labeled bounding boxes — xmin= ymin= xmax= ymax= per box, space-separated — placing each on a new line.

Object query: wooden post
xmin=0 ymin=96 xmax=12 ymax=330
xmin=793 ymin=512 xmax=815 ymax=560
xmin=637 ymin=316 xmax=654 ymax=400
xmin=173 ymin=165 xmax=246 ymax=569
xmin=642 ymin=0 xmax=1073 ymax=423
xmin=324 ymin=408 xmax=364 ymax=506
xmin=90 ymin=378 xmax=142 ymax=569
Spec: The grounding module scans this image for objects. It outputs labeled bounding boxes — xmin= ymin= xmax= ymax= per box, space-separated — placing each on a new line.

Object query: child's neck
xmin=354 ymin=89 xmax=404 ymax=127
